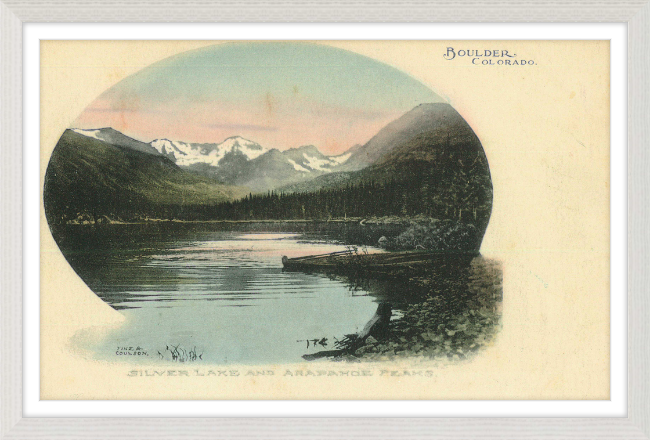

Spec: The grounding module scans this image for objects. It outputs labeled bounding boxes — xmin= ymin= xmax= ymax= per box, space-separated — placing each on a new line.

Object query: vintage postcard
xmin=40 ymin=40 xmax=610 ymax=400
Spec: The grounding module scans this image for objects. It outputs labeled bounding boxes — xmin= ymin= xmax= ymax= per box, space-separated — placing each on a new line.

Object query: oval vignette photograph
xmin=44 ymin=42 xmax=501 ymax=365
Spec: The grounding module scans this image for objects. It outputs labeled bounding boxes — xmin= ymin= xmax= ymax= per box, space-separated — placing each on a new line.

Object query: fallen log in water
xmin=282 ymin=250 xmax=476 ymax=277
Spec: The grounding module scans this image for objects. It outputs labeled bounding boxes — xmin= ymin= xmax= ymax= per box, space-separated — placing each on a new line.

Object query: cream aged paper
xmin=40 ymin=40 xmax=610 ymax=400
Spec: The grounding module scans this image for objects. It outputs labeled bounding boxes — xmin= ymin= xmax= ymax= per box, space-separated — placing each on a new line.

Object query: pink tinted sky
xmin=71 ymin=42 xmax=441 ymax=155
xmin=73 ymin=96 xmax=403 ymax=155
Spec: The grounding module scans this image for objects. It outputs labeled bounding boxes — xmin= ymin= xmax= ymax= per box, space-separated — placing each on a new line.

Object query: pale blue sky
xmin=75 ymin=42 xmax=443 ymax=154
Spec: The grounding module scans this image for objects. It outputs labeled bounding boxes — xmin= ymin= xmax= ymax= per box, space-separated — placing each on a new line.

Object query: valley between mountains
xmin=44 ymin=103 xmax=493 ymax=251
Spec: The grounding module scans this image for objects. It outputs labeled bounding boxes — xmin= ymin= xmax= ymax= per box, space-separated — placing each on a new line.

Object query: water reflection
xmin=63 ymin=224 xmax=384 ymax=364
xmin=55 ymin=222 xmax=501 ymax=364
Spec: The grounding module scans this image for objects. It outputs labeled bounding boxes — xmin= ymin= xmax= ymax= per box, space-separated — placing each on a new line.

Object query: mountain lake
xmin=55 ymin=222 xmax=501 ymax=365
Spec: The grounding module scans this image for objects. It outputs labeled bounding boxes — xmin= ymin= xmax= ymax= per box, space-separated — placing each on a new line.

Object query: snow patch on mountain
xmin=287 ymin=159 xmax=310 ymax=173
xmin=329 ymin=152 xmax=352 ymax=165
xmin=72 ymin=128 xmax=103 ymax=140
xmin=302 ymin=153 xmax=335 ymax=171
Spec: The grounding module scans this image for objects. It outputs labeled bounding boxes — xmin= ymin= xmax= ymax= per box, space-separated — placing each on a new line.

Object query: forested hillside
xmin=44 ymin=130 xmax=244 ymax=225
xmin=184 ymin=150 xmax=491 ymax=232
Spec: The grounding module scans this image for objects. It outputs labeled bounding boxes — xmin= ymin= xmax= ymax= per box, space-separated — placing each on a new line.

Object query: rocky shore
xmin=311 ymin=257 xmax=503 ymax=363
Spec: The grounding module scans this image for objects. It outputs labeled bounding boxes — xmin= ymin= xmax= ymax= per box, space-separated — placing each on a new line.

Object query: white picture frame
xmin=1 ymin=2 xmax=648 ymax=438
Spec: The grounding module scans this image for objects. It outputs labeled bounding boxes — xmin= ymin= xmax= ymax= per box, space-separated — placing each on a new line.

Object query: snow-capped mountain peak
xmin=279 ymin=144 xmax=352 ymax=173
xmin=150 ymin=136 xmax=267 ymax=167
xmin=220 ymin=136 xmax=261 ymax=150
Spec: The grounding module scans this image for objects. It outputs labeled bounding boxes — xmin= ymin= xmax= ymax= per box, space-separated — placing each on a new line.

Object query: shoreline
xmin=61 ymin=215 xmax=437 ymax=227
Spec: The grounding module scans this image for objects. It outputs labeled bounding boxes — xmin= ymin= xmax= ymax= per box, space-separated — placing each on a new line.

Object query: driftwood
xmin=282 ymin=250 xmax=475 ymax=277
xmin=358 ymin=303 xmax=392 ymax=340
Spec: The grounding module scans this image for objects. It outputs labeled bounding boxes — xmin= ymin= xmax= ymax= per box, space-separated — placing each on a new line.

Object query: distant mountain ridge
xmin=70 ymin=128 xmax=356 ymax=192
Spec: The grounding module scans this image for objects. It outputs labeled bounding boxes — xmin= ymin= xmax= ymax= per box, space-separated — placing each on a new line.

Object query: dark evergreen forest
xmin=149 ymin=157 xmax=492 ymax=234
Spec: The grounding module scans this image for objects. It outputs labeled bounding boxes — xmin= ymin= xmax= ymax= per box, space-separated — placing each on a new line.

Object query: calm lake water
xmin=60 ymin=223 xmax=399 ymax=364
xmin=55 ymin=222 xmax=502 ymax=365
